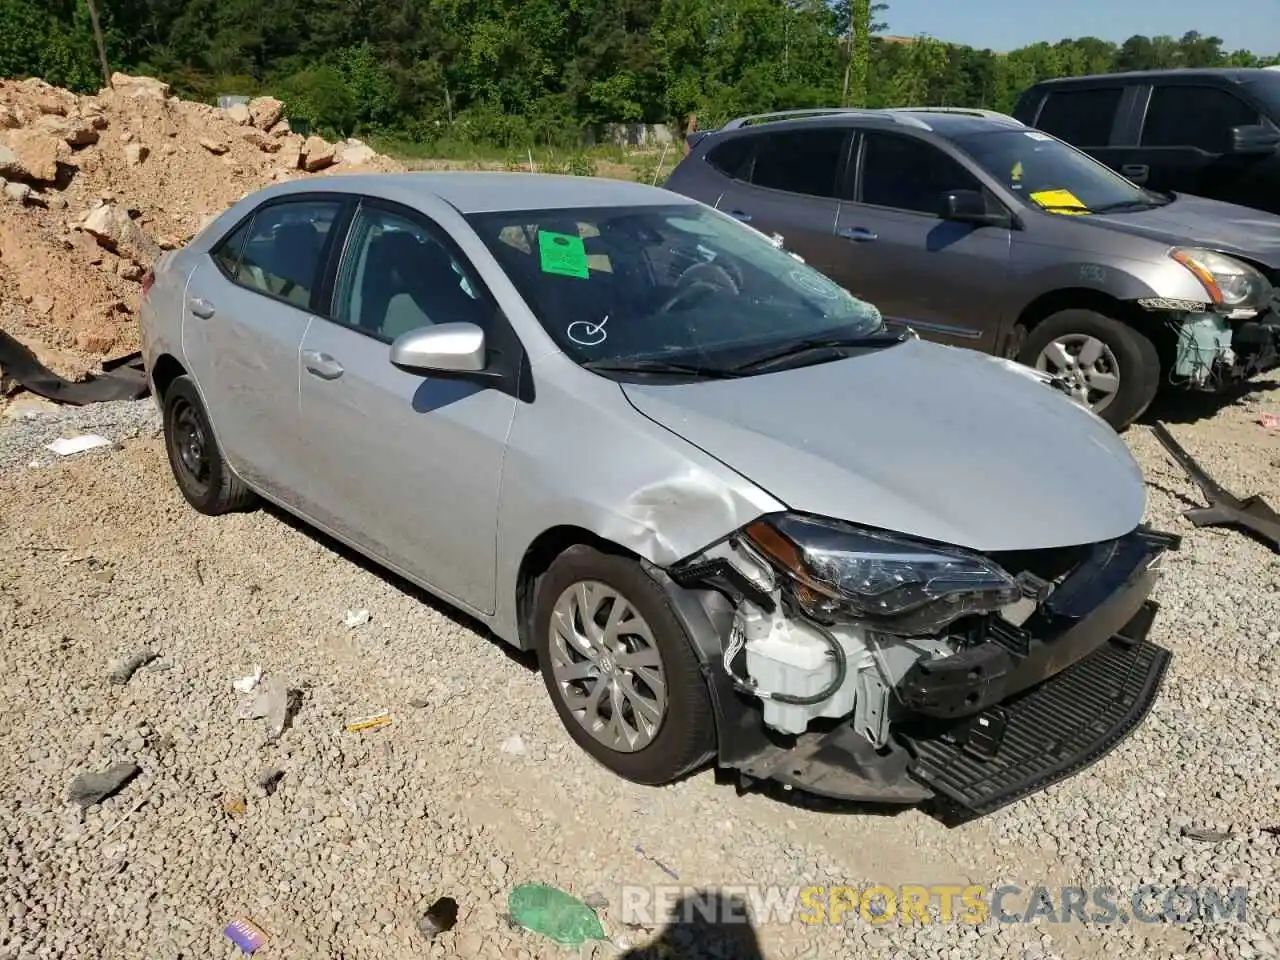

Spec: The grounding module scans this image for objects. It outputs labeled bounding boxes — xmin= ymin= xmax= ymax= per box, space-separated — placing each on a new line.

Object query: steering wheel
xmin=677 ymin=261 xmax=742 ymax=294
xmin=657 ymin=280 xmax=720 ymax=315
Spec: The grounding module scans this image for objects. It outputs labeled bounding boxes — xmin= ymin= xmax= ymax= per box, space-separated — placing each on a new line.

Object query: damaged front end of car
xmin=658 ymin=514 xmax=1180 ymax=822
xmin=1139 ymin=248 xmax=1280 ymax=391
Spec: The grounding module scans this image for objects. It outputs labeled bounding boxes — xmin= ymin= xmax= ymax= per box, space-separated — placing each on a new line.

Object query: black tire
xmin=532 ymin=544 xmax=716 ymax=785
xmin=1017 ymin=308 xmax=1160 ymax=431
xmin=162 ymin=375 xmax=257 ymax=515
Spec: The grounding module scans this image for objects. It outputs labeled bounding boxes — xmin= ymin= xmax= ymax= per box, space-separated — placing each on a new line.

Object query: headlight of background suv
xmin=741 ymin=514 xmax=1023 ymax=636
xmin=1170 ymin=247 xmax=1272 ymax=317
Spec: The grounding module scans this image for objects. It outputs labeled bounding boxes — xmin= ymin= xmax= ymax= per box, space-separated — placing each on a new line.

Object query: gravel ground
xmin=0 ymin=381 xmax=1278 ymax=960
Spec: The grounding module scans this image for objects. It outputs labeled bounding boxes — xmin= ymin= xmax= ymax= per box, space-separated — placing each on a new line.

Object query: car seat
xmin=359 ymin=230 xmax=488 ymax=340
xmin=264 ymin=221 xmax=324 ymax=307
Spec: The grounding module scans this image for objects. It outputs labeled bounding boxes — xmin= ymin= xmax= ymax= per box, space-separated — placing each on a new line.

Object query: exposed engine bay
xmin=666 ymin=513 xmax=1180 ymax=821
xmin=1138 ymin=297 xmax=1280 ymax=392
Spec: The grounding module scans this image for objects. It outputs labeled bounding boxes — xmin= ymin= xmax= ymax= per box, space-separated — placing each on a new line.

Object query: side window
xmin=1034 ymin=87 xmax=1123 ymax=146
xmin=748 ymin=129 xmax=848 ymax=198
xmin=705 ymin=137 xmax=754 ymax=180
xmin=1141 ymin=86 xmax=1260 ymax=153
xmin=211 ymin=218 xmax=253 ymax=279
xmin=859 ymin=133 xmax=983 ymax=214
xmin=332 ymin=204 xmax=494 ymax=342
xmin=230 ymin=199 xmax=343 ymax=309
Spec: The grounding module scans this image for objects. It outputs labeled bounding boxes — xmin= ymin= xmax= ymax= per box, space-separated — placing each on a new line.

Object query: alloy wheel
xmin=1034 ymin=334 xmax=1121 ymax=412
xmin=547 ymin=580 xmax=669 ymax=753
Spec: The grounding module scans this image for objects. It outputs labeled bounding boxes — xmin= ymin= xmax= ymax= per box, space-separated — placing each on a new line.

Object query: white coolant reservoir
xmin=739 ymin=607 xmax=865 ymax=735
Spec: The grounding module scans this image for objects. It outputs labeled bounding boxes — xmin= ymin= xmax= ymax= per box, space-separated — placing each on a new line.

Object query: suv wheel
xmin=1018 ymin=309 xmax=1160 ymax=430
xmin=532 ymin=544 xmax=715 ymax=785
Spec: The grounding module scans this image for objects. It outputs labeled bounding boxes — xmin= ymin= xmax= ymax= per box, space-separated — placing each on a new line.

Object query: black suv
xmin=1013 ymin=68 xmax=1280 ymax=215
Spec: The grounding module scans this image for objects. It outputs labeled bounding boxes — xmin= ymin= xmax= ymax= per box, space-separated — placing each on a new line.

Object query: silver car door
xmin=183 ymin=195 xmax=348 ymax=504
xmin=296 ymin=198 xmax=520 ymax=615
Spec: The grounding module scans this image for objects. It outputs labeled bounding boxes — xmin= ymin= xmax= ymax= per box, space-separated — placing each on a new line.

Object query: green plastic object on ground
xmin=508 ymin=883 xmax=607 ymax=947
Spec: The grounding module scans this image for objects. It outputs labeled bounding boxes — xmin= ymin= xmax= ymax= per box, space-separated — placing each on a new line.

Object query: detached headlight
xmin=1170 ymin=247 xmax=1271 ymax=315
xmin=741 ymin=514 xmax=1022 ymax=636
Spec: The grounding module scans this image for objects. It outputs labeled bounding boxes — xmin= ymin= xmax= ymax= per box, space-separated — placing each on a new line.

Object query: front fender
xmin=489 ymin=362 xmax=785 ymax=647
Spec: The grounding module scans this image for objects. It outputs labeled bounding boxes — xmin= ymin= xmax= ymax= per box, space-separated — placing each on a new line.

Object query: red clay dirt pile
xmin=0 ymin=72 xmax=403 ymax=388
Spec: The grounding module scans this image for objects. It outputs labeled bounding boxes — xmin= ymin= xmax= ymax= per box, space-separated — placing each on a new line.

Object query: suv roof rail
xmin=714 ymin=105 xmax=1023 ymax=135
xmin=719 ymin=107 xmax=875 ymax=131
xmin=717 ymin=106 xmax=936 ymax=132
xmin=890 ymin=106 xmax=1025 ymax=126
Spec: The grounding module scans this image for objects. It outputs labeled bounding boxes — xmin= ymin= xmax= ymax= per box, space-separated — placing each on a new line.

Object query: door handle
xmin=302 ymin=350 xmax=344 ymax=380
xmin=838 ymin=226 xmax=878 ymax=242
xmin=1121 ymin=164 xmax=1149 ymax=183
xmin=728 ymin=209 xmax=753 ymax=223
xmin=189 ymin=297 xmax=216 ymax=319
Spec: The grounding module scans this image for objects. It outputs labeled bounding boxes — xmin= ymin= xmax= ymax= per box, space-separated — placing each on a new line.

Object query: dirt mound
xmin=0 ymin=73 xmax=403 ymax=383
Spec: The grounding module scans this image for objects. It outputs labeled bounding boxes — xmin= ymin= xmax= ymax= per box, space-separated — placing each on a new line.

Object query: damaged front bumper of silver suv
xmin=655 ymin=519 xmax=1180 ymax=823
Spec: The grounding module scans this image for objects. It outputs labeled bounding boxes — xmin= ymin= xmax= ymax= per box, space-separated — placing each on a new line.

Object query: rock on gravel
xmin=0 ymin=381 xmax=1277 ymax=959
xmin=66 ymin=762 xmax=140 ymax=807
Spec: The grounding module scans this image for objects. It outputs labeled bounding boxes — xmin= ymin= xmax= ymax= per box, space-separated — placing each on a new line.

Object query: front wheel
xmin=532 ymin=545 xmax=715 ymax=785
xmin=1017 ymin=308 xmax=1160 ymax=431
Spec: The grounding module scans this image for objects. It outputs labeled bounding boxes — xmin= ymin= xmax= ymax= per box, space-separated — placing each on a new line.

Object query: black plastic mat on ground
xmin=0 ymin=328 xmax=150 ymax=406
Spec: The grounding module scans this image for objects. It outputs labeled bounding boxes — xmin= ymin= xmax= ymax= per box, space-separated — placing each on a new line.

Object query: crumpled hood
xmin=622 ymin=340 xmax=1146 ymax=553
xmin=1088 ymin=194 xmax=1280 ymax=267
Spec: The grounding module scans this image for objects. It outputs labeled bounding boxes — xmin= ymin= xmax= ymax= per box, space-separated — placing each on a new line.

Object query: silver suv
xmin=665 ymin=107 xmax=1280 ymax=429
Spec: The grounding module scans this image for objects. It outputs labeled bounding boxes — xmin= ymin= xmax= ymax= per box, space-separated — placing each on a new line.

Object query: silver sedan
xmin=139 ymin=172 xmax=1175 ymax=819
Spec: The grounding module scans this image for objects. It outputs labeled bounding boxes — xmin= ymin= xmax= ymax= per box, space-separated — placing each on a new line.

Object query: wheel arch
xmin=150 ymin=353 xmax=188 ymax=401
xmin=1015 ymin=287 xmax=1149 ymax=336
xmin=511 ymin=523 xmax=736 ymax=668
xmin=1012 ymin=287 xmax=1172 ymax=375
xmin=514 ymin=525 xmax=639 ymax=652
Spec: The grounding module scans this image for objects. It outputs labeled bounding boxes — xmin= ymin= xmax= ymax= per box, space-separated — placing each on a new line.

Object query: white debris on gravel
xmin=0 ymin=379 xmax=1278 ymax=959
xmin=0 ymin=397 xmax=160 ymax=471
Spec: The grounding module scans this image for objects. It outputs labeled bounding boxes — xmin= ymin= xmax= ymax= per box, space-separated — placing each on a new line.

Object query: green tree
xmin=840 ymin=0 xmax=888 ymax=106
xmin=12 ymin=1 xmax=1280 ymax=146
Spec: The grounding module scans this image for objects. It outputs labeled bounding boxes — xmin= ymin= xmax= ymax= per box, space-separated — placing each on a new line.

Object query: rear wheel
xmin=1018 ymin=308 xmax=1160 ymax=430
xmin=162 ymin=375 xmax=257 ymax=515
xmin=533 ymin=545 xmax=715 ymax=785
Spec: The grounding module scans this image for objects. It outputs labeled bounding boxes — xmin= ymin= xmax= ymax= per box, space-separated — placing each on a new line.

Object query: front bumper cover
xmin=655 ymin=525 xmax=1179 ymax=822
xmin=1228 ymin=314 xmax=1280 ymax=378
xmin=896 ymin=526 xmax=1176 ymax=719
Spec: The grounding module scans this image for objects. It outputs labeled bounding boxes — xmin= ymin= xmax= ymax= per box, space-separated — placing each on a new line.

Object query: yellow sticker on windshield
xmin=1029 ymin=188 xmax=1088 ymax=215
xmin=1011 ymin=161 xmax=1023 ymax=182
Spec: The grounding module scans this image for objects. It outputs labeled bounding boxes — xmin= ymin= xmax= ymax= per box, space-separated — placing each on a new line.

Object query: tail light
xmin=141 ymin=269 xmax=154 ymax=296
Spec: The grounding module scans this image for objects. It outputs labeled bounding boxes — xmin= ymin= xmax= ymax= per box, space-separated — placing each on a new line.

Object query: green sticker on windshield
xmin=538 ymin=230 xmax=590 ymax=279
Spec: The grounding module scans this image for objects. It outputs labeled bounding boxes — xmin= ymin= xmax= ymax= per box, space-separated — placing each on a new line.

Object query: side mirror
xmin=390 ymin=322 xmax=486 ymax=374
xmin=1230 ymin=124 xmax=1280 ymax=155
xmin=941 ymin=189 xmax=1006 ymax=226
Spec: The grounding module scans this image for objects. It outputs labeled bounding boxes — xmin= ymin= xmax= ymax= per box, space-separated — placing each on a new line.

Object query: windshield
xmin=465 ymin=204 xmax=887 ymax=374
xmin=1239 ymin=71 xmax=1280 ymax=115
xmin=954 ymin=128 xmax=1168 ymax=214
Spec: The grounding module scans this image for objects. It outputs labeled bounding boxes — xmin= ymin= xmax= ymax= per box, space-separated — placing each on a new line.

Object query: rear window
xmin=705 ymin=137 xmax=754 ymax=179
xmin=1034 ymin=88 xmax=1123 ymax=147
xmin=748 ymin=129 xmax=848 ymax=199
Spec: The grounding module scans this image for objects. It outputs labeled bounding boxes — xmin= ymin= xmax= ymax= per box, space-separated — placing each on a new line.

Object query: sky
xmin=883 ymin=0 xmax=1280 ymax=57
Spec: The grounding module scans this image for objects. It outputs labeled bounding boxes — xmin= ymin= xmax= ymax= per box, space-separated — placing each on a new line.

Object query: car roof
xmin=1029 ymin=67 xmax=1276 ymax=87
xmin=244 ymin=171 xmax=692 ymax=215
